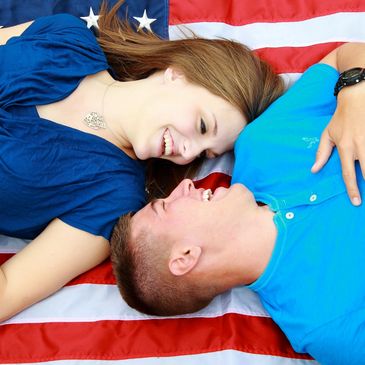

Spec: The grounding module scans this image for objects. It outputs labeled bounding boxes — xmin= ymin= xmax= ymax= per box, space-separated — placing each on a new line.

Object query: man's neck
xmin=223 ymin=204 xmax=277 ymax=288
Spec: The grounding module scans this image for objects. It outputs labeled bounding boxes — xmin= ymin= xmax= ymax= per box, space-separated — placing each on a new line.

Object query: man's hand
xmin=311 ymin=86 xmax=365 ymax=206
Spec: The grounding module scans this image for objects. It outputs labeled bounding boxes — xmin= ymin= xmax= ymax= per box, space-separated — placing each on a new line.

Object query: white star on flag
xmin=133 ymin=9 xmax=156 ymax=32
xmin=81 ymin=7 xmax=100 ymax=29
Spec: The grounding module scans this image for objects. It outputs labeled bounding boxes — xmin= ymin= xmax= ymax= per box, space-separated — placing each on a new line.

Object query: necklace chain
xmin=83 ymin=80 xmax=117 ymax=131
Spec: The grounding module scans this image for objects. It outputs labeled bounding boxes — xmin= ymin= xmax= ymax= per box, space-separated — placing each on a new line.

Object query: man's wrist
xmin=334 ymin=67 xmax=365 ymax=97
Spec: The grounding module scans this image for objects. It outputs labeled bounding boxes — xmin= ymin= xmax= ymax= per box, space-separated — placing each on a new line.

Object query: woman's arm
xmin=312 ymin=42 xmax=365 ymax=206
xmin=0 ymin=218 xmax=109 ymax=323
xmin=0 ymin=21 xmax=33 ymax=45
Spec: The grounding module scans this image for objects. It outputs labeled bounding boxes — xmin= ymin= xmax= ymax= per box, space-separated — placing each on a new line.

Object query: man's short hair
xmin=110 ymin=213 xmax=218 ymax=316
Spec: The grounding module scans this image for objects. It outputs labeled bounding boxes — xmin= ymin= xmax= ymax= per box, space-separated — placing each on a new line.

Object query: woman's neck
xmin=97 ymin=70 xmax=163 ymax=159
xmin=80 ymin=71 xmax=141 ymax=158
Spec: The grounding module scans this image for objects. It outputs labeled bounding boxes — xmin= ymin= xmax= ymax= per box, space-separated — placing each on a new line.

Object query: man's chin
xmin=230 ymin=183 xmax=252 ymax=201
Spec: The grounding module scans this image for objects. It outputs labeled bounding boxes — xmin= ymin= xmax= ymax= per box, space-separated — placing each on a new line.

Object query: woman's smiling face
xmin=130 ymin=68 xmax=247 ymax=165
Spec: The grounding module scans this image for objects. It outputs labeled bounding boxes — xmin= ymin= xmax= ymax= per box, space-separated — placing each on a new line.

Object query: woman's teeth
xmin=202 ymin=189 xmax=212 ymax=202
xmin=163 ymin=130 xmax=172 ymax=156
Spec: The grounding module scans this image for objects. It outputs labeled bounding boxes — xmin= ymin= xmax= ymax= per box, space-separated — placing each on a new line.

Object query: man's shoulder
xmin=302 ymin=308 xmax=365 ymax=364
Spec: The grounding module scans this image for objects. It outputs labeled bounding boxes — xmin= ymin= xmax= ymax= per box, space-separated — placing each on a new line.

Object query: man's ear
xmin=164 ymin=66 xmax=186 ymax=84
xmin=168 ymin=245 xmax=202 ymax=276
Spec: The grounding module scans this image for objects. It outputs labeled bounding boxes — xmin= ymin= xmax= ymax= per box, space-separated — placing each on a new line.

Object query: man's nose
xmin=166 ymin=179 xmax=195 ymax=202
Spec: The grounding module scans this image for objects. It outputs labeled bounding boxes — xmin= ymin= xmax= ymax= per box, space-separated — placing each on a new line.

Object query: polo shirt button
xmin=309 ymin=194 xmax=317 ymax=202
xmin=285 ymin=212 xmax=294 ymax=220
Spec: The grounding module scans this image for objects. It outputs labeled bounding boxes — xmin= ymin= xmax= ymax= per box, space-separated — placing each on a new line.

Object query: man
xmin=111 ymin=43 xmax=365 ymax=365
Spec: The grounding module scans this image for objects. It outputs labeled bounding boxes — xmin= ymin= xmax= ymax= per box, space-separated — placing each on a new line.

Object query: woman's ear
xmin=164 ymin=66 xmax=186 ymax=83
xmin=168 ymin=245 xmax=202 ymax=276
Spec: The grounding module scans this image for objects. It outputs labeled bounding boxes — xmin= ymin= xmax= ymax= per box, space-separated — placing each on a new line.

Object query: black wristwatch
xmin=334 ymin=67 xmax=365 ymax=96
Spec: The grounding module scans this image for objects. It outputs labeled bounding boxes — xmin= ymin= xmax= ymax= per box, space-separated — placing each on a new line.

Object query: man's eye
xmin=200 ymin=118 xmax=207 ymax=135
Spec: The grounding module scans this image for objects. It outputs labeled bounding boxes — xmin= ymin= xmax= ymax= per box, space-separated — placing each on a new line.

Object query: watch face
xmin=335 ymin=67 xmax=365 ymax=96
xmin=342 ymin=67 xmax=363 ymax=81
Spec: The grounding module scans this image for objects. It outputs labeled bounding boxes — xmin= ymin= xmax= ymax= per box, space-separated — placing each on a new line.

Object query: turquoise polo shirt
xmin=232 ymin=64 xmax=365 ymax=365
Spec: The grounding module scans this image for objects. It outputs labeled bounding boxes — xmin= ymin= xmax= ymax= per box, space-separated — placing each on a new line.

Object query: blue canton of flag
xmin=0 ymin=0 xmax=168 ymax=39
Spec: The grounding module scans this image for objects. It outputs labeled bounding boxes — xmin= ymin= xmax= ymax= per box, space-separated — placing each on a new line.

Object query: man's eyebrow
xmin=150 ymin=199 xmax=166 ymax=215
xmin=150 ymin=199 xmax=158 ymax=214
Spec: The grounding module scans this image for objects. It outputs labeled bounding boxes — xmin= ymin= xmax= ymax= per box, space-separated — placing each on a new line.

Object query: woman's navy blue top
xmin=0 ymin=14 xmax=146 ymax=240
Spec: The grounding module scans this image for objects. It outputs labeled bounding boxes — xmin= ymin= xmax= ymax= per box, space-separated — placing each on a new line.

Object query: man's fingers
xmin=354 ymin=136 xmax=365 ymax=179
xmin=357 ymin=145 xmax=365 ymax=180
xmin=311 ymin=130 xmax=334 ymax=173
xmin=338 ymin=150 xmax=361 ymax=206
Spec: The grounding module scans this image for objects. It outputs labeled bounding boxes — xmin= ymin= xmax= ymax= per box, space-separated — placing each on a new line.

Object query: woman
xmin=0 ymin=1 xmax=283 ymax=322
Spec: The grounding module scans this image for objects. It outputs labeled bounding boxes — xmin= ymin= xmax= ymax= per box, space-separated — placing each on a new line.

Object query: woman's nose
xmin=182 ymin=140 xmax=202 ymax=163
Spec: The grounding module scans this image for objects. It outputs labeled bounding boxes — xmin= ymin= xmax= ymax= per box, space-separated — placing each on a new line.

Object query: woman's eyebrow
xmin=213 ymin=114 xmax=218 ymax=136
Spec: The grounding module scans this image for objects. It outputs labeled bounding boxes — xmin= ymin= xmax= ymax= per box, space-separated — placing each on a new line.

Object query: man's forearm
xmin=313 ymin=41 xmax=365 ymax=206
xmin=336 ymin=42 xmax=365 ymax=72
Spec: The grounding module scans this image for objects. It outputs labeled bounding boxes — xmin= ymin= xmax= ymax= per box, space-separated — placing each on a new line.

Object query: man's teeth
xmin=202 ymin=189 xmax=212 ymax=202
xmin=163 ymin=130 xmax=172 ymax=156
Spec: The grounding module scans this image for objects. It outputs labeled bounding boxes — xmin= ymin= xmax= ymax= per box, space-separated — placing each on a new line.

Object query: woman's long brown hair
xmin=97 ymin=0 xmax=284 ymax=198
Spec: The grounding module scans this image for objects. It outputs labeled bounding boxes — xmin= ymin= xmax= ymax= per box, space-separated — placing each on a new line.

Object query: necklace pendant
xmin=83 ymin=112 xmax=107 ymax=130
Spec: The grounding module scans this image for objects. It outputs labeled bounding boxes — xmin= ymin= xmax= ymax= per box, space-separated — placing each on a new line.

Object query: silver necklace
xmin=83 ymin=80 xmax=117 ymax=130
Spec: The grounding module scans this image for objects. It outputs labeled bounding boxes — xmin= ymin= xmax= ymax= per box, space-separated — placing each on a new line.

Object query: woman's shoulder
xmin=21 ymin=14 xmax=89 ymax=37
xmin=21 ymin=13 xmax=97 ymax=43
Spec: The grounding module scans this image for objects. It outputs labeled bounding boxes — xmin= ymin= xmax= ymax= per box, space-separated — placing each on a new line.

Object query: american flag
xmin=1 ymin=1 xmax=365 ymax=364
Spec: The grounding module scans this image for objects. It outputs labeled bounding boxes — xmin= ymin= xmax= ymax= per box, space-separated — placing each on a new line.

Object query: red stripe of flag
xmin=169 ymin=0 xmax=365 ymax=25
xmin=0 ymin=253 xmax=13 ymax=265
xmin=68 ymin=259 xmax=115 ymax=285
xmin=0 ymin=314 xmax=312 ymax=363
xmin=194 ymin=172 xmax=231 ymax=190
xmin=256 ymin=42 xmax=344 ymax=74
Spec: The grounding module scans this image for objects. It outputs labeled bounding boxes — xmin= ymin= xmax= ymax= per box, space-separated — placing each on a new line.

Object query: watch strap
xmin=334 ymin=67 xmax=365 ymax=97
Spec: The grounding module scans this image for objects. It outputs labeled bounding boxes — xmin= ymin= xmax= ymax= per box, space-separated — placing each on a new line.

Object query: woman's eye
xmin=200 ymin=118 xmax=207 ymax=135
